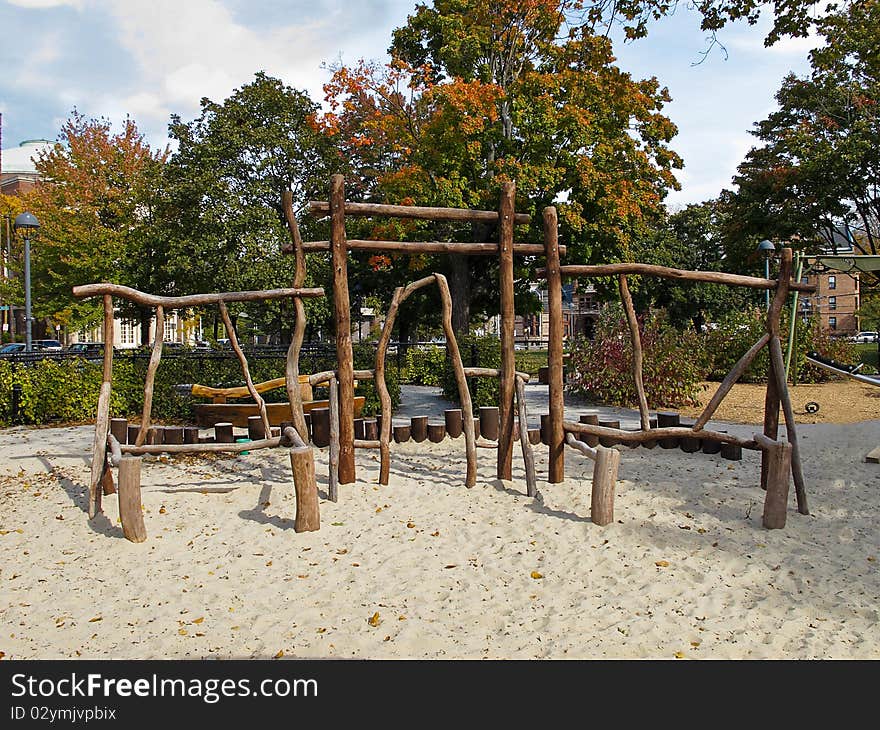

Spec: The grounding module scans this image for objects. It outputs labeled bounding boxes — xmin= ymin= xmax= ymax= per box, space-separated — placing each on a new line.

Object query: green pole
xmin=784 ymin=252 xmax=804 ymax=383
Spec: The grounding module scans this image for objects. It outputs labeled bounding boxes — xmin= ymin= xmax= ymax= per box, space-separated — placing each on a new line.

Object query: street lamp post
xmin=13 ymin=212 xmax=39 ymax=352
xmin=757 ymin=239 xmax=776 ymax=310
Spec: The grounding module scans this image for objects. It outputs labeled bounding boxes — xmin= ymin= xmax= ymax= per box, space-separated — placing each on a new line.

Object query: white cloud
xmin=6 ymin=0 xmax=83 ymax=7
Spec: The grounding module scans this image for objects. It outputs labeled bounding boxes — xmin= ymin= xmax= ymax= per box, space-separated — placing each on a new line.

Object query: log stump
xmin=118 ymin=456 xmax=147 ymax=543
xmin=163 ymin=426 xmax=184 ymax=445
xmin=410 ymin=416 xmax=428 ymax=443
xmin=656 ymin=411 xmax=680 ymax=449
xmin=579 ymin=413 xmax=600 ymax=447
xmin=598 ymin=419 xmax=620 ymax=448
xmin=444 ymin=409 xmax=463 ymax=439
xmin=479 ymin=407 xmax=499 ymax=441
xmin=428 ymin=422 xmax=446 ymax=443
xmin=148 ymin=426 xmax=165 ymax=445
xmin=393 ymin=424 xmax=411 ymax=443
xmin=311 ymin=408 xmax=330 ymax=448
xmin=721 ymin=443 xmax=742 ymax=461
xmin=110 ymin=418 xmax=128 ymax=444
xmin=540 ymin=414 xmax=550 ymax=446
xmin=528 ymin=427 xmax=542 ymax=446
xmin=354 ymin=418 xmax=365 ymax=440
xmin=247 ymin=415 xmax=266 ymax=441
xmin=184 ymin=426 xmax=200 ymax=444
xmin=363 ymin=419 xmax=378 ymax=440
xmin=591 ymin=445 xmax=620 ymax=527
xmin=127 ymin=424 xmax=141 ymax=445
xmin=215 ymin=422 xmax=234 ymax=444
xmin=762 ymin=440 xmax=793 ymax=529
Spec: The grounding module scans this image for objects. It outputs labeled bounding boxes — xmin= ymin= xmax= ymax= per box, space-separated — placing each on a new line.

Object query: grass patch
xmin=856 ymin=343 xmax=879 ymax=369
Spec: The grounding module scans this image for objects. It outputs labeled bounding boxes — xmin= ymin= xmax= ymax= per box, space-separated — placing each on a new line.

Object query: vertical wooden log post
xmin=434 ymin=273 xmax=477 ymax=487
xmin=762 ymin=438 xmax=793 ymax=529
xmin=393 ymin=424 xmax=411 ymax=443
xmin=618 ymin=275 xmax=651 ymax=431
xmin=497 ymin=181 xmax=516 ymax=480
xmin=328 ymin=375 xmax=340 ymax=502
xmin=134 ymin=306 xmax=164 ymax=447
xmin=247 ymin=415 xmax=266 ymax=440
xmin=761 ymin=249 xmax=789 ymax=490
xmin=544 ymin=206 xmax=565 ymax=483
xmin=311 ymin=408 xmax=330 ymax=447
xmin=127 ymin=424 xmax=140 ymax=446
xmin=591 ymin=446 xmax=620 ymax=527
xmin=579 ymin=414 xmax=600 ymax=447
xmin=329 ymin=175 xmax=356 ymax=484
xmin=428 ymin=423 xmax=446 ymax=443
xmin=184 ymin=427 xmax=200 ymax=444
xmin=515 ymin=375 xmax=537 ymax=498
xmin=163 ymin=427 xmax=184 ymax=445
xmin=118 ymin=455 xmax=147 ymax=543
xmin=219 ymin=301 xmax=271 ymax=439
xmin=88 ymin=294 xmax=115 ymax=519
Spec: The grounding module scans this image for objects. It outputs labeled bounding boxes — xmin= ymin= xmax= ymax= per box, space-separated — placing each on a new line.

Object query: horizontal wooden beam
xmin=565 ymin=432 xmax=598 ymax=461
xmin=536 ymin=263 xmax=814 ymax=293
xmin=309 ymin=200 xmax=530 ymax=225
xmin=463 ymin=367 xmax=531 ymax=382
xmin=73 ymin=283 xmax=324 ymax=307
xmin=288 ymin=240 xmax=562 ymax=256
xmin=562 ymin=420 xmax=759 ymax=450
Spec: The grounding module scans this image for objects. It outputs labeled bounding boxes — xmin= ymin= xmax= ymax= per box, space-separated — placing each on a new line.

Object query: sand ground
xmin=0 ymin=382 xmax=878 ymax=660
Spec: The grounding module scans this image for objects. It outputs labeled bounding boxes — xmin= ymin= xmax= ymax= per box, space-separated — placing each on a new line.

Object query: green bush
xmin=403 ymin=345 xmax=446 ymax=386
xmin=0 ymin=348 xmax=399 ymax=426
xmin=440 ymin=334 xmax=502 ymax=412
xmin=514 ymin=349 xmax=548 ymax=376
xmin=566 ymin=305 xmax=708 ymax=408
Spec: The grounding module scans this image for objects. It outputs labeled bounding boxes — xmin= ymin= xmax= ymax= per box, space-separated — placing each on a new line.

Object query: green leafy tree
xmin=161 ymin=72 xmax=338 ymax=342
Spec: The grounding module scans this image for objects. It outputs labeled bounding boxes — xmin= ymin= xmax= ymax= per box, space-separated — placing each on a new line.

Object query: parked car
xmin=33 ymin=339 xmax=63 ymax=351
xmin=852 ymin=331 xmax=879 ymax=343
xmin=67 ymin=342 xmax=105 ymax=356
xmin=0 ymin=343 xmax=26 ymax=355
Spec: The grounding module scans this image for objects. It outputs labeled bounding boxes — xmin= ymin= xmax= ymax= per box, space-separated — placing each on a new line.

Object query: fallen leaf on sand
xmin=274 ymin=650 xmax=284 ymax=658
xmin=674 ymin=651 xmax=685 ymax=658
xmin=655 ymin=560 xmax=670 ymax=568
xmin=88 ymin=616 xmax=102 ymax=623
xmin=193 ymin=617 xmax=204 ymax=624
xmin=406 ymin=522 xmax=415 ymax=528
xmin=530 ymin=571 xmax=544 ymax=579
xmin=178 ymin=629 xmax=188 ymax=636
xmin=368 ymin=612 xmax=381 ymax=627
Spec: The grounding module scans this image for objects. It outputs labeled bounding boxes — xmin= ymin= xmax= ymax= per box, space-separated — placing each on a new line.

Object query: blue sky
xmin=0 ymin=0 xmax=818 ymax=207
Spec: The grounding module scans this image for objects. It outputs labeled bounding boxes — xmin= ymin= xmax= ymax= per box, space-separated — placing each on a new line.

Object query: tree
xmin=720 ymin=0 xmax=880 ymax=279
xmin=161 ymin=72 xmax=338 ymax=342
xmin=322 ymin=1 xmax=682 ymax=333
xmin=19 ymin=111 xmax=168 ymax=338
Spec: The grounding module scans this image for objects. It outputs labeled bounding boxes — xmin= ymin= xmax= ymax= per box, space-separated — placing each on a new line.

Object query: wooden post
xmin=148 ymin=426 xmax=164 ymax=445
xmin=311 ymin=408 xmax=330 ymax=447
xmin=118 ymin=456 xmax=147 ymax=543
xmin=110 ymin=418 xmax=128 ymax=444
xmin=247 ymin=415 xmax=266 ymax=440
xmin=363 ymin=419 xmax=378 ymax=440
xmin=184 ymin=427 xmax=200 ymax=444
xmin=354 ymin=418 xmax=365 ymax=440
xmin=540 ymin=414 xmax=551 ymax=445
xmin=528 ymin=427 xmax=541 ymax=445
xmin=428 ymin=422 xmax=446 ymax=443
xmin=329 ymin=175 xmax=356 ymax=484
xmin=163 ymin=426 xmax=184 ymax=445
xmin=291 ymin=441 xmax=320 ymax=532
xmin=515 ymin=375 xmax=537 ymax=497
xmin=135 ymin=305 xmax=164 ymax=447
xmin=591 ymin=446 xmax=620 ymax=527
xmin=328 ymin=376 xmax=340 ymax=502
xmin=444 ymin=409 xmax=463 ymax=438
xmin=215 ymin=422 xmax=234 ymax=444
xmin=497 ymin=181 xmax=516 ymax=480
xmin=618 ymin=275 xmax=651 ymax=430
xmin=721 ymin=443 xmax=742 ymax=461
xmin=410 ymin=416 xmax=428 ymax=443
xmin=393 ymin=424 xmax=411 ymax=443
xmin=761 ymin=438 xmax=793 ymax=529
xmin=479 ymin=406 xmax=499 ymax=441
xmin=545 ymin=206 xmax=565 ymax=483
xmin=88 ymin=294 xmax=115 ymax=518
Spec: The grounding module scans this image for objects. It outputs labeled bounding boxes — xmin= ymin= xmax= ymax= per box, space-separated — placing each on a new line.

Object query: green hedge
xmin=0 ymin=348 xmax=398 ymax=427
xmin=439 ymin=334 xmax=502 ymax=412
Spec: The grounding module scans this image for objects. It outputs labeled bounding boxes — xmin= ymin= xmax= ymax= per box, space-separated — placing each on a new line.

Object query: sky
xmin=0 ymin=0 xmax=820 ymax=208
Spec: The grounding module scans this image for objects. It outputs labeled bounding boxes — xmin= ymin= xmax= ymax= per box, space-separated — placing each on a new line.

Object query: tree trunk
xmin=139 ymin=307 xmax=152 ymax=346
xmin=449 ymin=255 xmax=471 ymax=335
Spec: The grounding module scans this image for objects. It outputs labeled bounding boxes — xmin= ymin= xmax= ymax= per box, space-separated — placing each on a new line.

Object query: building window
xmin=164 ymin=312 xmax=178 ymax=342
xmin=829 ymin=296 xmax=837 ymax=310
xmin=801 ymin=274 xmax=809 ymax=284
xmin=119 ymin=320 xmax=136 ymax=346
xmin=829 ymin=316 xmax=837 ymax=330
xmin=828 ymin=275 xmax=836 ymax=290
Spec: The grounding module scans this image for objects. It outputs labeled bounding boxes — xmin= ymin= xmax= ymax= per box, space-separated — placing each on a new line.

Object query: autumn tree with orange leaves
xmin=321 ymin=0 xmax=682 ymax=333
xmin=18 ymin=111 xmax=168 ymax=338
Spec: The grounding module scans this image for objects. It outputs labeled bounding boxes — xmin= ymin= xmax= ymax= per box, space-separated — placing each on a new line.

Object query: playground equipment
xmin=74 ymin=175 xmax=816 ymax=542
